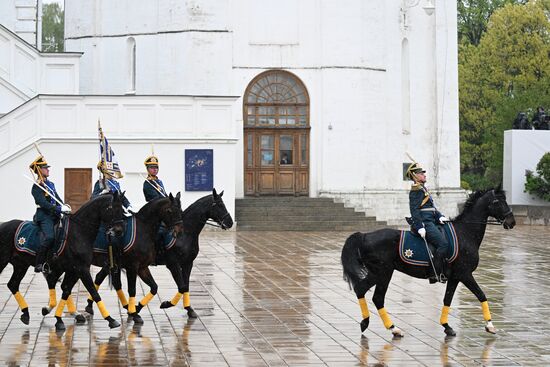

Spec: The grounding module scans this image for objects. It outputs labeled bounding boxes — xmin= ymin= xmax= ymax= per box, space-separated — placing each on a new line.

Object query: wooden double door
xmin=244 ymin=129 xmax=309 ymax=196
xmin=64 ymin=168 xmax=92 ymax=211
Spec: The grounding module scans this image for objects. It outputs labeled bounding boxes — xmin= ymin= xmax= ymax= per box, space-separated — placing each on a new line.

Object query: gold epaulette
xmin=410 ymin=183 xmax=422 ymax=191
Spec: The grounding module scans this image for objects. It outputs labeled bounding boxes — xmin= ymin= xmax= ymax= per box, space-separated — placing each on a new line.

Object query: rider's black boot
xmin=34 ymin=245 xmax=48 ymax=273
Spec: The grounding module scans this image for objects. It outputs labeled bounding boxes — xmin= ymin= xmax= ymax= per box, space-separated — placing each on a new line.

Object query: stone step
xmin=236 ymin=196 xmax=387 ymax=231
xmin=237 ymin=223 xmax=389 ymax=231
xmin=236 ymin=215 xmax=378 ymax=222
xmin=235 ymin=209 xmax=369 ymax=217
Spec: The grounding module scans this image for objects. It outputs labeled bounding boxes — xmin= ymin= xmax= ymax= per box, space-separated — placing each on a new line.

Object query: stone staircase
xmin=235 ymin=197 xmax=390 ymax=231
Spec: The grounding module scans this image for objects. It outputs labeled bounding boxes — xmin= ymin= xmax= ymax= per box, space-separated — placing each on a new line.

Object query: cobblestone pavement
xmin=0 ymin=225 xmax=549 ymax=366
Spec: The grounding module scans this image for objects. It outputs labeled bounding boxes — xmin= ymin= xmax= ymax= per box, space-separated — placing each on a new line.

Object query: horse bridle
xmin=452 ymin=190 xmax=513 ymax=226
xmin=205 ymin=200 xmax=231 ymax=229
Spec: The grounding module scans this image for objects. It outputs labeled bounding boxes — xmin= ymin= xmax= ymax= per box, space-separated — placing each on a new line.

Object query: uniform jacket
xmin=143 ymin=176 xmax=166 ymax=202
xmin=32 ymin=180 xmax=62 ymax=221
xmin=92 ymin=178 xmax=131 ymax=208
xmin=409 ymin=183 xmax=443 ymax=231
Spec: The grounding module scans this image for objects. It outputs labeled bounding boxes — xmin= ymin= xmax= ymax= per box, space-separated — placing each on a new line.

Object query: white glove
xmin=61 ymin=204 xmax=72 ymax=214
xmin=418 ymin=228 xmax=426 ymax=238
xmin=439 ymin=216 xmax=450 ymax=224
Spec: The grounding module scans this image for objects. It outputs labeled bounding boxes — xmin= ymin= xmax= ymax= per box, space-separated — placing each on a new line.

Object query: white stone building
xmin=0 ymin=0 xmax=466 ymax=224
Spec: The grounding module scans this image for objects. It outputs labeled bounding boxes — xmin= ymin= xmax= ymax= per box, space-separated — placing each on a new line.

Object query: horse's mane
xmin=137 ymin=197 xmax=169 ymax=217
xmin=182 ymin=194 xmax=212 ymax=219
xmin=73 ymin=194 xmax=111 ymax=216
xmin=453 ymin=188 xmax=495 ymax=221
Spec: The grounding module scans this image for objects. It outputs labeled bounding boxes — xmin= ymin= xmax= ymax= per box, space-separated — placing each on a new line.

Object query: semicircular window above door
xmin=243 ymin=70 xmax=310 ymax=196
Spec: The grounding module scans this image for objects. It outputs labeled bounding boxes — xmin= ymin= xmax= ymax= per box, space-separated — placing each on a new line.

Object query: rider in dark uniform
xmin=30 ymin=155 xmax=71 ymax=273
xmin=406 ymin=162 xmax=450 ymax=284
xmin=143 ymin=155 xmax=167 ymax=201
xmin=92 ymin=160 xmax=132 ymax=211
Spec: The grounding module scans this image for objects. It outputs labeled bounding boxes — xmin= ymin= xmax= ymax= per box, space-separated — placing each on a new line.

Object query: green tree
xmin=525 ymin=152 xmax=550 ymax=201
xmin=42 ymin=3 xmax=64 ymax=52
xmin=458 ymin=0 xmax=528 ymax=45
xmin=459 ymin=2 xmax=550 ymax=190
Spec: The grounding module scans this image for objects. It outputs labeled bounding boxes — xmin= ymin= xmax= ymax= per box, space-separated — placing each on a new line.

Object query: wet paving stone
xmin=0 ymin=225 xmax=549 ymax=365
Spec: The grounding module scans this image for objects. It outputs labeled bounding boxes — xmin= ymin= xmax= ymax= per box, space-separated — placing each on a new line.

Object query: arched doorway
xmin=243 ymin=70 xmax=310 ymax=196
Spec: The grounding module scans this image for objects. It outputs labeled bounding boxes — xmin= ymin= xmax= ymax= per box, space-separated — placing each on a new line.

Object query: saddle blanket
xmin=398 ymin=222 xmax=459 ymax=267
xmin=14 ymin=218 xmax=70 ymax=256
xmin=93 ymin=217 xmax=176 ymax=254
xmin=93 ymin=216 xmax=137 ymax=254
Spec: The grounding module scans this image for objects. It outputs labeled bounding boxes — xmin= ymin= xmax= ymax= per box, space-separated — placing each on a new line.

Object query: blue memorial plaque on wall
xmin=185 ymin=149 xmax=213 ymax=191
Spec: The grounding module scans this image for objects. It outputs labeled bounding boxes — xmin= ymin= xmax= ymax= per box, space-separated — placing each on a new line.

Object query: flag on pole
xmin=98 ymin=120 xmax=123 ymax=179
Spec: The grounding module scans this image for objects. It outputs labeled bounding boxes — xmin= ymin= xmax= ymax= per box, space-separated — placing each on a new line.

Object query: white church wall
xmin=61 ymin=0 xmax=465 ymax=223
xmin=0 ymin=95 xmax=239 ymax=222
xmin=0 ymin=0 xmax=37 ymax=46
xmin=503 ymin=130 xmax=550 ymax=206
xmin=0 ymin=24 xmax=81 ymax=114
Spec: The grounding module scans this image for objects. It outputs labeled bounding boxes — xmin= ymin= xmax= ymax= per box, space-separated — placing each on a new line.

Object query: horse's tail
xmin=341 ymin=232 xmax=369 ymax=292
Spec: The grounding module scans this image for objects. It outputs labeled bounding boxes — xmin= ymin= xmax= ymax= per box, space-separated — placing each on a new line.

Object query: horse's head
xmin=162 ymin=192 xmax=184 ymax=237
xmin=104 ymin=191 xmax=126 ymax=237
xmin=487 ymin=186 xmax=516 ymax=229
xmin=209 ymin=188 xmax=233 ymax=230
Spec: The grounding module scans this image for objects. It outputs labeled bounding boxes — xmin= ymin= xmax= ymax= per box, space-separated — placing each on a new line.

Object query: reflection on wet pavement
xmin=0 ymin=225 xmax=549 ymax=366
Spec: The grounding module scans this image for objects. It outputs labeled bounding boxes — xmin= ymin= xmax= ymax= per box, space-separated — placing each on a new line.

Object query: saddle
xmin=15 ymin=218 xmax=70 ymax=257
xmin=399 ymin=219 xmax=459 ymax=267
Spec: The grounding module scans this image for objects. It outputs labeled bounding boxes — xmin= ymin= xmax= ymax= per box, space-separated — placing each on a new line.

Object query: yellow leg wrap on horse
xmin=14 ymin=292 xmax=28 ymax=310
xmin=183 ymin=292 xmax=190 ymax=308
xmin=96 ymin=300 xmax=110 ymax=318
xmin=377 ymin=307 xmax=393 ymax=329
xmin=481 ymin=301 xmax=491 ymax=321
xmin=171 ymin=292 xmax=183 ymax=306
xmin=55 ymin=299 xmax=67 ymax=317
xmin=358 ymin=298 xmax=370 ymax=319
xmin=87 ymin=283 xmax=100 ymax=301
xmin=440 ymin=306 xmax=450 ymax=325
xmin=116 ymin=289 xmax=128 ymax=307
xmin=128 ymin=297 xmax=136 ymax=314
xmin=48 ymin=289 xmax=57 ymax=308
xmin=67 ymin=295 xmax=77 ymax=313
xmin=140 ymin=292 xmax=154 ymax=307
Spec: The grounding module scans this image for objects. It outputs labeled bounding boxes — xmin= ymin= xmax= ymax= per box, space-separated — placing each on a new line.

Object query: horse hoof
xmin=20 ymin=313 xmax=30 ymax=325
xmin=75 ymin=314 xmax=86 ymax=324
xmin=132 ymin=314 xmax=144 ymax=324
xmin=444 ymin=327 xmax=456 ymax=337
xmin=107 ymin=318 xmax=121 ymax=329
xmin=360 ymin=317 xmax=370 ymax=333
xmin=85 ymin=305 xmax=94 ymax=315
xmin=55 ymin=321 xmax=66 ymax=331
xmin=42 ymin=307 xmax=51 ymax=316
xmin=136 ymin=304 xmax=143 ymax=313
xmin=485 ymin=321 xmax=497 ymax=334
xmin=390 ymin=326 xmax=404 ymax=337
xmin=160 ymin=301 xmax=173 ymax=309
xmin=186 ymin=307 xmax=198 ymax=319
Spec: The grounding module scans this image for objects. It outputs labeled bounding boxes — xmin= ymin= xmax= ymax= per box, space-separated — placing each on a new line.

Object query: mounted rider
xmin=92 ymin=160 xmax=132 ymax=212
xmin=406 ymin=162 xmax=450 ymax=284
xmin=30 ymin=155 xmax=71 ymax=273
xmin=143 ymin=155 xmax=167 ymax=201
xmin=92 ymin=123 xmax=132 ymax=212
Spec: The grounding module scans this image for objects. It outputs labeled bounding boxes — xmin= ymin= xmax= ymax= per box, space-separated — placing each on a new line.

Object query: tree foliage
xmin=457 ymin=0 xmax=528 ymax=45
xmin=42 ymin=3 xmax=64 ymax=52
xmin=525 ymin=152 xmax=550 ymax=201
xmin=459 ymin=2 xmax=550 ymax=190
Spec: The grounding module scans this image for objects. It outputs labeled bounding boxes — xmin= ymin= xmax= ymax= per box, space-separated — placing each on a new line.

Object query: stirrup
xmin=42 ymin=262 xmax=51 ymax=275
xmin=438 ymin=273 xmax=447 ymax=283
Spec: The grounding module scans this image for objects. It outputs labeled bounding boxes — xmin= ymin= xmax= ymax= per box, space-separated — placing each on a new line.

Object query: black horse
xmin=0 ymin=193 xmax=126 ymax=329
xmin=75 ymin=193 xmax=184 ymax=324
xmin=87 ymin=189 xmax=233 ymax=319
xmin=341 ymin=187 xmax=516 ymax=337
